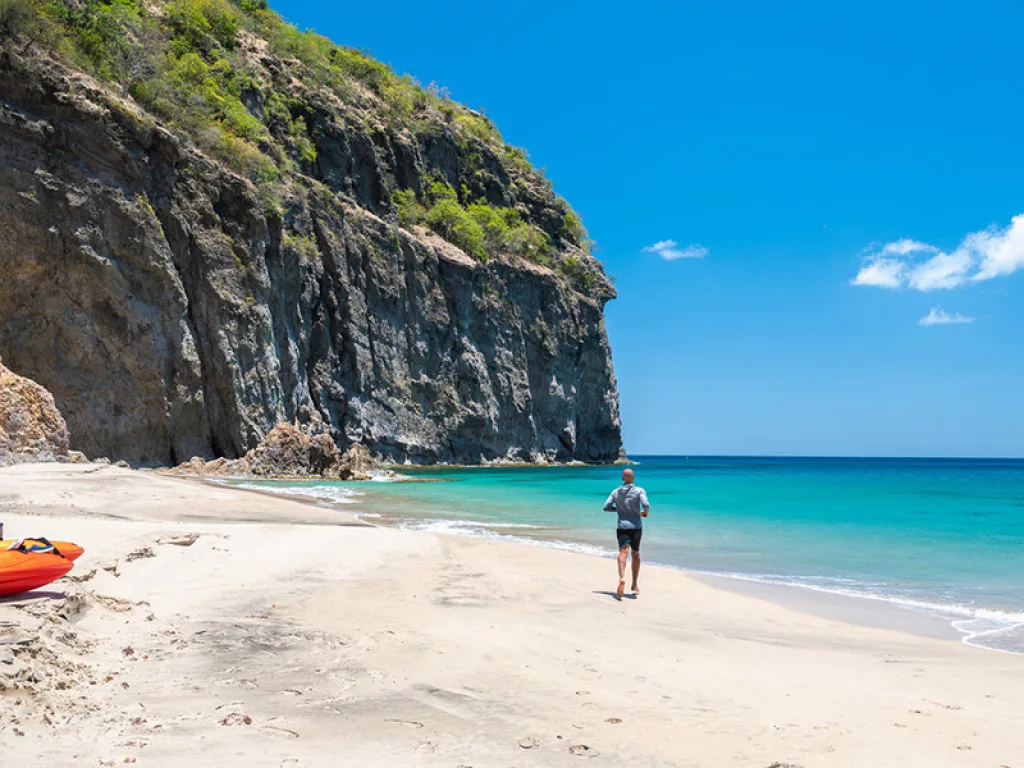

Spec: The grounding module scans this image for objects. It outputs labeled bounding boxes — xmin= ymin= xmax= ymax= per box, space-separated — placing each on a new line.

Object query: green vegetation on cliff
xmin=395 ymin=176 xmax=552 ymax=265
xmin=0 ymin=0 xmax=607 ymax=294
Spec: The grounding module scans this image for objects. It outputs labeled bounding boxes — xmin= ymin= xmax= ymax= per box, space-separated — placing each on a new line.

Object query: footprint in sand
xmin=923 ymin=698 xmax=961 ymax=711
xmin=262 ymin=725 xmax=299 ymax=739
xmin=570 ymin=744 xmax=599 ymax=758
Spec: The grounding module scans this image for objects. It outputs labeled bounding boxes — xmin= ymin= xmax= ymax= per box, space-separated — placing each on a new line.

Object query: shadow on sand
xmin=592 ymin=590 xmax=638 ymax=602
xmin=0 ymin=589 xmax=67 ymax=605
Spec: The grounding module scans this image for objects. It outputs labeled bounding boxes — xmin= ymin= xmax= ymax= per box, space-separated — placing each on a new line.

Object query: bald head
xmin=621 ymin=468 xmax=635 ymax=484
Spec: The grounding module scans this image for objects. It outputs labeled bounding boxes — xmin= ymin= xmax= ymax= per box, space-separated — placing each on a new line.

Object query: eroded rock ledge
xmin=166 ymin=423 xmax=379 ymax=480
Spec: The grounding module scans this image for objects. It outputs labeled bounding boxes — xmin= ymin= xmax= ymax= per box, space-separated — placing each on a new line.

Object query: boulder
xmin=245 ymin=423 xmax=341 ymax=477
xmin=0 ymin=356 xmax=70 ymax=466
xmin=338 ymin=443 xmax=377 ymax=481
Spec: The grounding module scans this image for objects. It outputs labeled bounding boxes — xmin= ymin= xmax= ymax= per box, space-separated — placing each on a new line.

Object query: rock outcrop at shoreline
xmin=0 ymin=1 xmax=624 ymax=467
xmin=0 ymin=356 xmax=70 ymax=466
xmin=167 ymin=422 xmax=379 ymax=480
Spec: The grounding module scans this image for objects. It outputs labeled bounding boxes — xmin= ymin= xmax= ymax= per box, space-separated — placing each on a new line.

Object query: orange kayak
xmin=1 ymin=539 xmax=84 ymax=562
xmin=0 ymin=550 xmax=74 ymax=597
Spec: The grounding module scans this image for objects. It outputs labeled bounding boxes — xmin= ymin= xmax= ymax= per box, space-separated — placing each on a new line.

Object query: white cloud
xmin=907 ymin=249 xmax=975 ymax=291
xmin=881 ymin=239 xmax=938 ymax=257
xmin=971 ymin=214 xmax=1024 ymax=280
xmin=643 ymin=239 xmax=708 ymax=260
xmin=918 ymin=307 xmax=975 ymax=327
xmin=852 ymin=214 xmax=1024 ymax=291
xmin=851 ymin=257 xmax=905 ymax=288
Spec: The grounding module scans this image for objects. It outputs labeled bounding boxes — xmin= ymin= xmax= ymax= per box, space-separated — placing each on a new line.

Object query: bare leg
xmin=631 ymin=551 xmax=641 ymax=592
xmin=616 ymin=545 xmax=628 ymax=598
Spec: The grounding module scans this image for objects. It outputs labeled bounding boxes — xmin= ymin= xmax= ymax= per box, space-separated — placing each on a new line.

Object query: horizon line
xmin=625 ymin=453 xmax=1024 ymax=461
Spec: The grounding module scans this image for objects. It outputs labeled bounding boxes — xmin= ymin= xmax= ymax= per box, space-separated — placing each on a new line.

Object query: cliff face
xmin=0 ymin=2 xmax=623 ymax=465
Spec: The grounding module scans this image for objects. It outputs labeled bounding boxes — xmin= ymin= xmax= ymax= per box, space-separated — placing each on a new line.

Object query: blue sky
xmin=273 ymin=0 xmax=1024 ymax=457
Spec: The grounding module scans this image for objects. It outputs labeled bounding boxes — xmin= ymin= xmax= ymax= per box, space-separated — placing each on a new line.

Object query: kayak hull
xmin=0 ymin=551 xmax=74 ymax=597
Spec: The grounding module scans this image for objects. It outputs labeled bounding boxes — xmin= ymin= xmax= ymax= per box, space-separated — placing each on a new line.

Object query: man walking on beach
xmin=604 ymin=468 xmax=650 ymax=598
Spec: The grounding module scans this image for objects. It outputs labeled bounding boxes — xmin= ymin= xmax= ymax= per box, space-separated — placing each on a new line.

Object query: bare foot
xmin=616 ymin=580 xmax=625 ymax=598
xmin=631 ymin=583 xmax=639 ymax=594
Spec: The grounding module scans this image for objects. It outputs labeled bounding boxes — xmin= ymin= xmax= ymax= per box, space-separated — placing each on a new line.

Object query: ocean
xmin=235 ymin=456 xmax=1024 ymax=654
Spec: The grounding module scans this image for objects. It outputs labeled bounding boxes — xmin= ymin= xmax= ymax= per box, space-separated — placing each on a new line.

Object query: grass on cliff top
xmin=0 ymin=0 xmax=531 ymax=183
xmin=0 ymin=0 xmax=601 ymax=292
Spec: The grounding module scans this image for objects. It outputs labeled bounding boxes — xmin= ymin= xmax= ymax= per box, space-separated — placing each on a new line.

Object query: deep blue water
xmin=239 ymin=456 xmax=1024 ymax=652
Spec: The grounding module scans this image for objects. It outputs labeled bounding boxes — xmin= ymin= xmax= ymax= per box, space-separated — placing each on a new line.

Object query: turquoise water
xmin=239 ymin=456 xmax=1024 ymax=653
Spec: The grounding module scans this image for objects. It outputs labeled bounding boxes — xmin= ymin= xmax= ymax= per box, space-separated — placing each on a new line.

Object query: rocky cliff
xmin=0 ymin=0 xmax=623 ymax=465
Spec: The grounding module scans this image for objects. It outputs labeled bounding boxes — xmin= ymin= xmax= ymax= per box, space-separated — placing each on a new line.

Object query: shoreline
xmin=213 ymin=474 xmax=1024 ymax=656
xmin=2 ymin=463 xmax=1023 ymax=766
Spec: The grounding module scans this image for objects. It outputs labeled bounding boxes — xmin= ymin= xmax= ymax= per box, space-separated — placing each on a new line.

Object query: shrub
xmin=454 ymin=112 xmax=499 ymax=145
xmin=134 ymin=53 xmax=263 ymax=139
xmin=331 ymin=46 xmax=392 ymax=94
xmin=424 ymin=175 xmax=457 ymax=205
xmin=262 ymin=92 xmax=317 ymax=164
xmin=556 ymin=255 xmax=597 ymax=293
xmin=210 ymin=131 xmax=277 ymax=180
xmin=503 ymin=144 xmax=533 ymax=174
xmin=382 ymin=81 xmax=415 ymax=122
xmin=282 ymin=232 xmax=319 ymax=260
xmin=463 ymin=202 xmax=553 ymax=263
xmin=0 ymin=0 xmax=51 ymax=39
xmin=266 ymin=22 xmax=329 ymax=66
xmin=397 ymin=176 xmax=553 ymax=264
xmin=132 ymin=52 xmax=271 ymax=179
xmin=562 ymin=209 xmax=586 ymax=242
xmin=293 ymin=117 xmax=318 ymax=164
xmin=167 ymin=0 xmax=238 ymax=55
xmin=507 ymin=222 xmax=552 ymax=264
xmin=66 ymin=1 xmax=139 ymax=70
xmin=425 ymin=199 xmax=486 ymax=261
xmin=393 ymin=188 xmax=425 ymax=228
xmin=467 ymin=203 xmax=507 ymax=257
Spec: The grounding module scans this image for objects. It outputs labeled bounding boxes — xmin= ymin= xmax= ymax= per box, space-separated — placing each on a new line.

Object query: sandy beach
xmin=1 ymin=463 xmax=1022 ymax=767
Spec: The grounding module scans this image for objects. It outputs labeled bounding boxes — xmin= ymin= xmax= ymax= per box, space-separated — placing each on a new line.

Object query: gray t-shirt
xmin=603 ymin=483 xmax=650 ymax=530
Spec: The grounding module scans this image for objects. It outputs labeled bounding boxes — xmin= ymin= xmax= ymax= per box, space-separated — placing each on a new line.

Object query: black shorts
xmin=616 ymin=528 xmax=642 ymax=552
